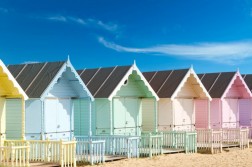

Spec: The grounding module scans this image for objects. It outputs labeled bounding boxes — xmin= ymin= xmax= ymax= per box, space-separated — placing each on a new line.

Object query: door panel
xmin=222 ymin=99 xmax=238 ymax=128
xmin=239 ymin=99 xmax=251 ymax=126
xmin=113 ymin=98 xmax=126 ymax=135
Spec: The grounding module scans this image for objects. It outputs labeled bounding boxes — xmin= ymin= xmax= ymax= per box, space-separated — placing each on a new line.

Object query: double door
xmin=113 ymin=97 xmax=140 ymax=136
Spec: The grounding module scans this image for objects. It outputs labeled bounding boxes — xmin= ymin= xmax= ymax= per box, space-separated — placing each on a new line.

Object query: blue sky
xmin=1 ymin=0 xmax=252 ymax=73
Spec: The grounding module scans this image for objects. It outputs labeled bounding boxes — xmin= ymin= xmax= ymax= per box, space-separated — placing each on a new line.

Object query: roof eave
xmin=171 ymin=67 xmax=212 ymax=101
xmin=0 ymin=60 xmax=28 ymax=100
xmin=108 ymin=64 xmax=159 ymax=101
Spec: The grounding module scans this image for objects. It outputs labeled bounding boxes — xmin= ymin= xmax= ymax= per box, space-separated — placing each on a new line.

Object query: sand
xmin=82 ymin=147 xmax=252 ymax=167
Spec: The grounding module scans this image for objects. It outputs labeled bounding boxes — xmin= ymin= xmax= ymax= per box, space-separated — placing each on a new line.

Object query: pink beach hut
xmin=196 ymin=71 xmax=252 ymax=129
xmin=241 ymin=74 xmax=252 ymax=127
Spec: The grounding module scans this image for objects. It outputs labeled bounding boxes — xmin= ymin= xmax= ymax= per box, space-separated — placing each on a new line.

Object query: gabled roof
xmin=242 ymin=74 xmax=252 ymax=92
xmin=143 ymin=68 xmax=211 ymax=100
xmin=7 ymin=59 xmax=93 ymax=100
xmin=77 ymin=63 xmax=159 ymax=100
xmin=198 ymin=72 xmax=252 ymax=98
xmin=0 ymin=60 xmax=28 ymax=100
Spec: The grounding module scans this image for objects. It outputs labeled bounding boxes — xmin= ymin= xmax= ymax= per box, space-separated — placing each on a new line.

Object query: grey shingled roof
xmin=8 ymin=61 xmax=65 ymax=98
xmin=77 ymin=65 xmax=131 ymax=98
xmin=198 ymin=72 xmax=236 ymax=98
xmin=242 ymin=74 xmax=252 ymax=92
xmin=143 ymin=69 xmax=189 ymax=98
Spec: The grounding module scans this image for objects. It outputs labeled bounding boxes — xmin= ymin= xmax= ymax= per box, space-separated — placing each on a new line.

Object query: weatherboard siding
xmin=6 ymin=99 xmax=22 ymax=139
xmin=73 ymin=98 xmax=91 ymax=136
xmin=0 ymin=98 xmax=6 ymax=139
xmin=176 ymin=80 xmax=197 ymax=98
xmin=25 ymin=99 xmax=42 ymax=140
xmin=47 ymin=76 xmax=78 ymax=98
xmin=142 ymin=98 xmax=156 ymax=132
xmin=116 ymin=75 xmax=146 ymax=97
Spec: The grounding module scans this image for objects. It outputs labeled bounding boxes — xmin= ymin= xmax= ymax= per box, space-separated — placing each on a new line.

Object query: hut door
xmin=174 ymin=99 xmax=194 ymax=131
xmin=195 ymin=100 xmax=208 ymax=129
xmin=239 ymin=99 xmax=251 ymax=126
xmin=113 ymin=97 xmax=139 ymax=135
xmin=44 ymin=98 xmax=71 ymax=140
xmin=124 ymin=98 xmax=139 ymax=135
xmin=222 ymin=99 xmax=238 ymax=128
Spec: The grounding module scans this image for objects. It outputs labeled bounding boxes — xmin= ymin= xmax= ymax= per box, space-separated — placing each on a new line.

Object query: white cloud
xmin=22 ymin=61 xmax=40 ymax=64
xmin=98 ymin=37 xmax=252 ymax=64
xmin=48 ymin=16 xmax=67 ymax=22
xmin=47 ymin=15 xmax=118 ymax=33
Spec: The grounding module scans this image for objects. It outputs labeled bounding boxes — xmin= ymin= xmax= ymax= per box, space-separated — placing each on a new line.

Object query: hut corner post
xmin=89 ymin=97 xmax=92 ymax=137
xmin=22 ymin=97 xmax=26 ymax=140
xmin=208 ymin=100 xmax=211 ymax=129
xmin=41 ymin=100 xmax=45 ymax=140
xmin=154 ymin=98 xmax=158 ymax=133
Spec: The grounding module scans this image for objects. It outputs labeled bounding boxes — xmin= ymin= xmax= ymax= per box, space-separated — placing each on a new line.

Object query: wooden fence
xmin=76 ymin=136 xmax=140 ymax=159
xmin=222 ymin=128 xmax=249 ymax=149
xmin=0 ymin=142 xmax=30 ymax=167
xmin=162 ymin=131 xmax=197 ymax=153
xmin=76 ymin=140 xmax=105 ymax=165
xmin=140 ymin=132 xmax=163 ymax=157
xmin=196 ymin=129 xmax=222 ymax=154
xmin=4 ymin=139 xmax=76 ymax=167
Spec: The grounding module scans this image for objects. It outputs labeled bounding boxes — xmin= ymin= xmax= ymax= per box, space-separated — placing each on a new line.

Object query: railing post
xmin=10 ymin=142 xmax=15 ymax=166
xmin=149 ymin=133 xmax=152 ymax=158
xmin=90 ymin=140 xmax=94 ymax=165
xmin=60 ymin=139 xmax=64 ymax=167
xmin=73 ymin=138 xmax=77 ymax=167
xmin=26 ymin=141 xmax=30 ymax=166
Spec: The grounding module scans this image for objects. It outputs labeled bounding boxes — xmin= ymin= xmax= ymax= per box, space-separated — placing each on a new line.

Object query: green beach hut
xmin=77 ymin=63 xmax=159 ymax=136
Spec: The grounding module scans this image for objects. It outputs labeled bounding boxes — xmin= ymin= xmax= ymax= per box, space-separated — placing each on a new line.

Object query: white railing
xmin=76 ymin=136 xmax=140 ymax=159
xmin=240 ymin=128 xmax=249 ymax=149
xmin=4 ymin=139 xmax=76 ymax=167
xmin=222 ymin=128 xmax=249 ymax=149
xmin=196 ymin=129 xmax=222 ymax=154
xmin=0 ymin=142 xmax=30 ymax=167
xmin=76 ymin=140 xmax=105 ymax=165
xmin=140 ymin=132 xmax=163 ymax=157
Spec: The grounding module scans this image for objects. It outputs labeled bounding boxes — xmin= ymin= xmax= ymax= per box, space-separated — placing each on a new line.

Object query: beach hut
xmin=143 ymin=68 xmax=211 ymax=131
xmin=0 ymin=60 xmax=28 ymax=141
xmin=7 ymin=59 xmax=93 ymax=140
xmin=77 ymin=63 xmax=159 ymax=136
xmin=241 ymin=74 xmax=252 ymax=127
xmin=196 ymin=71 xmax=252 ymax=129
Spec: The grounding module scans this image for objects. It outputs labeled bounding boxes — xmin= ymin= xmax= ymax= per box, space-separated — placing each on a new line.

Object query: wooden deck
xmin=30 ymin=162 xmax=60 ymax=167
xmin=163 ymin=148 xmax=185 ymax=154
xmin=105 ymin=155 xmax=127 ymax=162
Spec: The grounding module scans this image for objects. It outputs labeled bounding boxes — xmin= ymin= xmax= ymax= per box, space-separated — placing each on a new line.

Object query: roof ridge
xmin=86 ymin=67 xmax=101 ymax=86
xmin=94 ymin=66 xmax=118 ymax=97
xmin=208 ymin=72 xmax=222 ymax=93
xmin=157 ymin=70 xmax=174 ymax=94
xmin=149 ymin=71 xmax=158 ymax=83
xmin=15 ymin=64 xmax=28 ymax=79
xmin=25 ymin=62 xmax=48 ymax=92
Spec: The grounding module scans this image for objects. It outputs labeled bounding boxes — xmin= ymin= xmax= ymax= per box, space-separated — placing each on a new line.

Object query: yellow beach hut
xmin=0 ymin=59 xmax=28 ymax=142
